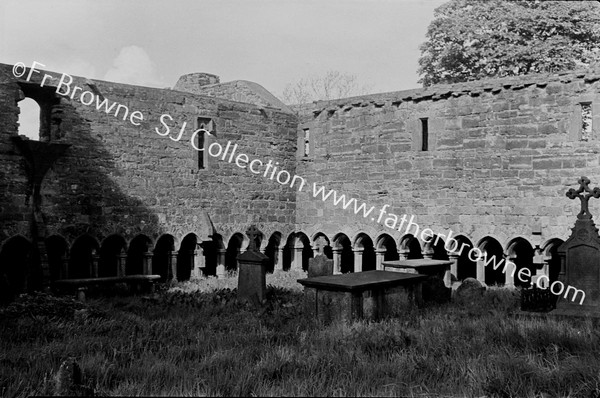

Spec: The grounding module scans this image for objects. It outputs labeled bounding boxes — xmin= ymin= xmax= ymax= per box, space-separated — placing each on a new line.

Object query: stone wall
xmin=295 ymin=67 xmax=600 ymax=261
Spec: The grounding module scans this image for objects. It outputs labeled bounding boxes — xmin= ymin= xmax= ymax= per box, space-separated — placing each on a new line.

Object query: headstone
xmin=555 ymin=177 xmax=600 ymax=315
xmin=454 ymin=277 xmax=485 ymax=306
xmin=308 ymin=236 xmax=333 ymax=277
xmin=237 ymin=225 xmax=268 ymax=306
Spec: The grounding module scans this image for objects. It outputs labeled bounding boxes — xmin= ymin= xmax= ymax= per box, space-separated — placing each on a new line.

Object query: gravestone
xmin=237 ymin=225 xmax=268 ymax=306
xmin=308 ymin=236 xmax=333 ymax=277
xmin=554 ymin=177 xmax=600 ymax=315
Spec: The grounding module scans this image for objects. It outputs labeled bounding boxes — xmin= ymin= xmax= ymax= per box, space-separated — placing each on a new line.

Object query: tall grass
xmin=1 ymin=271 xmax=599 ymax=397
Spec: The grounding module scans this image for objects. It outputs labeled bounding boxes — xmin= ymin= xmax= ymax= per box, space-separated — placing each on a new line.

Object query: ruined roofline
xmin=301 ymin=65 xmax=600 ymax=117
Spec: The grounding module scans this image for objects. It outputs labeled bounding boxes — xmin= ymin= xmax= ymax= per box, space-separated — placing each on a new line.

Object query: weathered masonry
xmin=1 ymin=61 xmax=600 ymax=300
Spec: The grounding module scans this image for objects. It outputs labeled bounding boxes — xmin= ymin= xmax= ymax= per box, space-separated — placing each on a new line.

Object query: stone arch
xmin=424 ymin=235 xmax=450 ymax=260
xmin=541 ymin=238 xmax=564 ymax=283
xmin=452 ymin=235 xmax=477 ymax=281
xmin=69 ymin=234 xmax=100 ymax=279
xmin=177 ymin=233 xmax=200 ymax=281
xmin=375 ymin=233 xmax=399 ymax=269
xmin=353 ymin=233 xmax=376 ymax=272
xmin=225 ymin=233 xmax=245 ymax=271
xmin=295 ymin=232 xmax=313 ymax=271
xmin=0 ymin=235 xmax=39 ymax=302
xmin=506 ymin=237 xmax=534 ymax=287
xmin=477 ymin=236 xmax=505 ymax=286
xmin=211 ymin=233 xmax=226 ymax=277
xmin=312 ymin=232 xmax=332 ymax=258
xmin=126 ymin=234 xmax=153 ymax=275
xmin=99 ymin=234 xmax=127 ymax=277
xmin=264 ymin=231 xmax=282 ymax=273
xmin=333 ymin=233 xmax=354 ymax=273
xmin=17 ymin=97 xmax=41 ymax=140
xmin=45 ymin=234 xmax=69 ymax=281
xmin=153 ymin=234 xmax=176 ymax=282
xmin=399 ymin=234 xmax=423 ymax=259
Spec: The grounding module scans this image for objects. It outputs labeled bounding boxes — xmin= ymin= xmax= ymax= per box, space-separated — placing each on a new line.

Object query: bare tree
xmin=281 ymin=70 xmax=372 ymax=105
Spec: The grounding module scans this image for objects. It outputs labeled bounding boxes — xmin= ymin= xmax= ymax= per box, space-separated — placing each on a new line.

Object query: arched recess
xmin=426 ymin=235 xmax=449 ymax=260
xmin=354 ymin=233 xmax=376 ymax=272
xmin=17 ymin=97 xmax=41 ymax=140
xmin=333 ymin=233 xmax=354 ymax=273
xmin=542 ymin=238 xmax=564 ymax=283
xmin=452 ymin=235 xmax=477 ymax=281
xmin=296 ymin=232 xmax=313 ymax=271
xmin=478 ymin=237 xmax=505 ymax=286
xmin=69 ymin=234 xmax=100 ymax=279
xmin=177 ymin=233 xmax=199 ymax=281
xmin=45 ymin=235 xmax=69 ymax=281
xmin=99 ymin=235 xmax=127 ymax=277
xmin=400 ymin=234 xmax=423 ymax=259
xmin=153 ymin=234 xmax=176 ymax=281
xmin=0 ymin=236 xmax=40 ymax=301
xmin=375 ymin=234 xmax=399 ymax=261
xmin=126 ymin=235 xmax=153 ymax=275
xmin=312 ymin=232 xmax=332 ymax=258
xmin=264 ymin=232 xmax=282 ymax=273
xmin=506 ymin=237 xmax=534 ymax=287
xmin=226 ymin=233 xmax=245 ymax=271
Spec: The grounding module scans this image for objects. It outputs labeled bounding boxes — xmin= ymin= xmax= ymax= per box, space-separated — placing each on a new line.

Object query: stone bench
xmin=54 ymin=275 xmax=161 ymax=300
xmin=297 ymin=270 xmax=426 ymax=323
xmin=382 ymin=259 xmax=452 ymax=303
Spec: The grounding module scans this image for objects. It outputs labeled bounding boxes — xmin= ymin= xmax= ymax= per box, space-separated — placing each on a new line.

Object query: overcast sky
xmin=1 ymin=0 xmax=447 ymax=138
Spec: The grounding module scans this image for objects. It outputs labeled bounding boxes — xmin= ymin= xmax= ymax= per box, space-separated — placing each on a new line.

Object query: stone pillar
xmin=91 ymin=250 xmax=99 ymax=278
xmin=169 ymin=250 xmax=178 ymax=282
xmin=332 ymin=247 xmax=342 ymax=274
xmin=476 ymin=259 xmax=485 ymax=284
xmin=504 ymin=255 xmax=515 ymax=288
xmin=276 ymin=246 xmax=284 ymax=271
xmin=447 ymin=253 xmax=459 ymax=287
xmin=117 ymin=250 xmax=127 ymax=277
xmin=292 ymin=244 xmax=303 ymax=270
xmin=216 ymin=248 xmax=226 ymax=278
xmin=353 ymin=249 xmax=364 ymax=273
xmin=375 ymin=249 xmax=386 ymax=271
xmin=192 ymin=246 xmax=205 ymax=278
xmin=398 ymin=248 xmax=409 ymax=260
xmin=61 ymin=254 xmax=69 ymax=279
xmin=143 ymin=251 xmax=153 ymax=275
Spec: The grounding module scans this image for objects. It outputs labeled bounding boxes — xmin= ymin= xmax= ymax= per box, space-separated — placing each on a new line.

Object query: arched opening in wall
xmin=282 ymin=233 xmax=294 ymax=271
xmin=265 ymin=232 xmax=282 ymax=273
xmin=334 ymin=233 xmax=354 ymax=273
xmin=296 ymin=232 xmax=313 ymax=271
xmin=202 ymin=239 xmax=218 ymax=277
xmin=126 ymin=235 xmax=152 ymax=275
xmin=376 ymin=234 xmax=399 ymax=262
xmin=153 ymin=235 xmax=175 ymax=282
xmin=177 ymin=234 xmax=199 ymax=281
xmin=17 ymin=97 xmax=41 ymax=141
xmin=400 ymin=235 xmax=423 ymax=259
xmin=543 ymin=238 xmax=564 ymax=283
xmin=45 ymin=235 xmax=69 ymax=281
xmin=454 ymin=235 xmax=476 ymax=281
xmin=99 ymin=235 xmax=126 ymax=277
xmin=313 ymin=233 xmax=332 ymax=258
xmin=478 ymin=237 xmax=505 ymax=286
xmin=507 ymin=238 xmax=534 ymax=287
xmin=0 ymin=236 xmax=40 ymax=303
xmin=354 ymin=233 xmax=376 ymax=271
xmin=69 ymin=235 xmax=99 ymax=279
xmin=429 ymin=236 xmax=449 ymax=260
xmin=226 ymin=233 xmax=245 ymax=272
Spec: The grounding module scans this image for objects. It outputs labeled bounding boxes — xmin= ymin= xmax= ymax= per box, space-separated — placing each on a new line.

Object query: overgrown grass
xmin=1 ymin=271 xmax=599 ymax=397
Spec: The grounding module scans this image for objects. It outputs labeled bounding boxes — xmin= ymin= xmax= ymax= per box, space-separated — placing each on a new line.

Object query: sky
xmin=0 ymin=0 xmax=448 ymax=138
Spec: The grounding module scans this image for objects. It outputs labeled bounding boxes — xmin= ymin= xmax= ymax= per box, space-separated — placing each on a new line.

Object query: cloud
xmin=103 ymin=45 xmax=165 ymax=87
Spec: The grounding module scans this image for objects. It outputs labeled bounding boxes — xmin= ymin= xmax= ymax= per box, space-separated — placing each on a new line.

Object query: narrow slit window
xmin=196 ymin=117 xmax=213 ymax=170
xmin=197 ymin=130 xmax=206 ymax=169
xmin=420 ymin=118 xmax=429 ymax=151
xmin=582 ymin=103 xmax=592 ymax=141
xmin=303 ymin=128 xmax=310 ymax=157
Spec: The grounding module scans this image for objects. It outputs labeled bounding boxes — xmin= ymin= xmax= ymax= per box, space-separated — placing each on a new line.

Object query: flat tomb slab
xmin=298 ymin=271 xmax=426 ymax=323
xmin=382 ymin=260 xmax=452 ymax=303
xmin=297 ymin=270 xmax=427 ymax=292
xmin=382 ymin=259 xmax=452 ymax=271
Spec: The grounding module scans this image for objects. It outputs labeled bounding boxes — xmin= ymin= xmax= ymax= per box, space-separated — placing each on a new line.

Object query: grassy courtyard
xmin=1 ymin=271 xmax=599 ymax=397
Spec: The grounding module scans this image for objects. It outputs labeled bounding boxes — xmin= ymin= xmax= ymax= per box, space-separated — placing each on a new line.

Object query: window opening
xmin=303 ymin=128 xmax=310 ymax=157
xmin=420 ymin=118 xmax=429 ymax=151
xmin=582 ymin=102 xmax=592 ymax=141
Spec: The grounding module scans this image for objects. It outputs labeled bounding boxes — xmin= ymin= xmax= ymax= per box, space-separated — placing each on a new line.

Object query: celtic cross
xmin=246 ymin=225 xmax=261 ymax=252
xmin=566 ymin=176 xmax=600 ymax=219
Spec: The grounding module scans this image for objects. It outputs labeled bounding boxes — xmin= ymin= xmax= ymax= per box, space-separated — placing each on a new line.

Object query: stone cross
xmin=246 ymin=225 xmax=261 ymax=252
xmin=314 ymin=236 xmax=328 ymax=255
xmin=566 ymin=176 xmax=600 ymax=219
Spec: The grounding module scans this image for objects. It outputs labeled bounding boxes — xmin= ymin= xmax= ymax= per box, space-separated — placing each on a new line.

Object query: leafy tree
xmin=418 ymin=0 xmax=600 ymax=86
xmin=281 ymin=70 xmax=371 ymax=105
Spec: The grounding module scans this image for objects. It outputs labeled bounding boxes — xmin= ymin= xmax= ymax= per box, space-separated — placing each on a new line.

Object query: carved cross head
xmin=566 ymin=176 xmax=600 ymax=219
xmin=246 ymin=225 xmax=261 ymax=252
xmin=314 ymin=236 xmax=328 ymax=255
